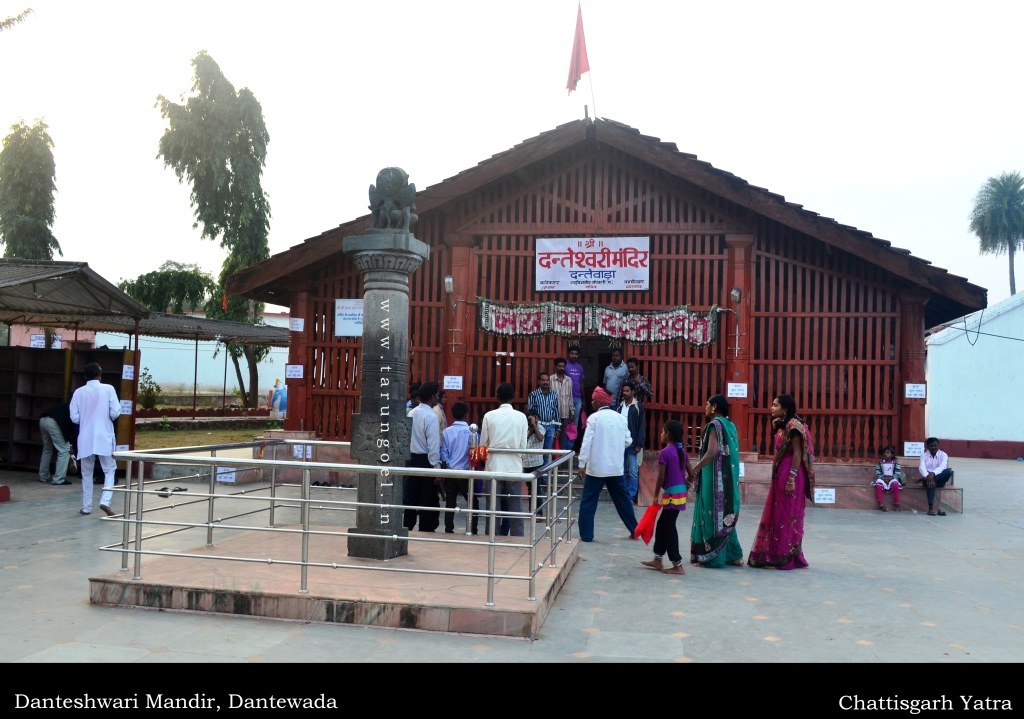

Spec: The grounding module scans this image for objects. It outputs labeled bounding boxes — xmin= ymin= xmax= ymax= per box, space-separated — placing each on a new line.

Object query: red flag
xmin=566 ymin=3 xmax=590 ymax=94
xmin=221 ymin=291 xmax=228 ymax=312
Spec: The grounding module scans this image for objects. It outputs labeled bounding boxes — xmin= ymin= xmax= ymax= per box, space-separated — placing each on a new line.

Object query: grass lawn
xmin=134 ymin=427 xmax=267 ymax=451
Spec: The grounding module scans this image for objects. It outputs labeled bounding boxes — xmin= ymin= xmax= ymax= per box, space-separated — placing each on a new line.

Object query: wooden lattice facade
xmin=229 ymin=119 xmax=985 ymax=463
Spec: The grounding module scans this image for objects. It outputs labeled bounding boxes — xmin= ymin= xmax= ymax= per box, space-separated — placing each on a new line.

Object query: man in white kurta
xmin=70 ymin=362 xmax=121 ymax=516
xmin=480 ymin=382 xmax=529 ymax=536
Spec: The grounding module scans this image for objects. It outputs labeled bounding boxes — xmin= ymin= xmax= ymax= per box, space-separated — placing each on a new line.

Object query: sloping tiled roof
xmin=228 ymin=117 xmax=986 ymax=323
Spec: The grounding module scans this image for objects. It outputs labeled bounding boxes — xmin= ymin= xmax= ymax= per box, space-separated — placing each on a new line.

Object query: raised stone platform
xmin=88 ymin=513 xmax=579 ymax=639
xmin=637 ymin=454 xmax=963 ymax=513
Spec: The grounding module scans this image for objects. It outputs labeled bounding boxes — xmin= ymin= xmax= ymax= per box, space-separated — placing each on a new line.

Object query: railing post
xmin=300 ymin=466 xmax=311 ymax=594
xmin=131 ymin=459 xmax=144 ymax=580
xmin=206 ymin=450 xmax=218 ymax=546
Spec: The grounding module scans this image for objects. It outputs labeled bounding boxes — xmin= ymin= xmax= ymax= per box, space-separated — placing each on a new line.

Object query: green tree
xmin=0 ymin=8 xmax=32 ymax=32
xmin=119 ymin=261 xmax=217 ymax=314
xmin=969 ymin=171 xmax=1024 ymax=296
xmin=0 ymin=119 xmax=60 ymax=259
xmin=156 ymin=51 xmax=272 ymax=408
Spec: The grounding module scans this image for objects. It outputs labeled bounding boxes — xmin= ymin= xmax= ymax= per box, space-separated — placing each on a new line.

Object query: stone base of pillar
xmin=347 ymin=528 xmax=409 ymax=560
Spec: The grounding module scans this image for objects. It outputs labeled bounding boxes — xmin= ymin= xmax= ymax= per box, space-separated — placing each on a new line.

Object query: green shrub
xmin=139 ymin=367 xmax=162 ymax=410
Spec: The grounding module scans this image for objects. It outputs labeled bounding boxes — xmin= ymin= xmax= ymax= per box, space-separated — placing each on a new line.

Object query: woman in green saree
xmin=687 ymin=394 xmax=744 ymax=567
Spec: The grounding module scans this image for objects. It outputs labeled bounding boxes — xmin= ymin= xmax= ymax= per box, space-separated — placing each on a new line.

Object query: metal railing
xmin=107 ymin=441 xmax=579 ymax=607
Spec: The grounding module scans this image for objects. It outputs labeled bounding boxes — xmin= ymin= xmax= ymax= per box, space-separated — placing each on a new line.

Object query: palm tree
xmin=969 ymin=171 xmax=1024 ymax=296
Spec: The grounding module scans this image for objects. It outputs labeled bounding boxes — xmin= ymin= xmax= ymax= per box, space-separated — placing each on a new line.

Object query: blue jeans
xmin=622 ymin=449 xmax=639 ymax=500
xmin=578 ymin=474 xmax=638 ymax=542
xmin=540 ymin=421 xmax=558 ymax=463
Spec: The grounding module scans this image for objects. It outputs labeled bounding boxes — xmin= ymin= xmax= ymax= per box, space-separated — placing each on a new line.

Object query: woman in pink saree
xmin=747 ymin=394 xmax=815 ymax=570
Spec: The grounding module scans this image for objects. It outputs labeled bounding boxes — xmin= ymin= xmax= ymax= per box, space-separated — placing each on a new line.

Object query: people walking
xmin=576 ymin=387 xmax=637 ymax=542
xmin=747 ymin=393 xmax=815 ymax=569
xmin=69 ymin=362 xmax=121 ymax=516
xmin=687 ymin=394 xmax=744 ymax=568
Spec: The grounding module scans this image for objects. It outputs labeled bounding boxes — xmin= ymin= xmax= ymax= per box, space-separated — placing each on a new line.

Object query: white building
xmin=94 ymin=310 xmax=290 ymax=400
xmin=925 ymin=292 xmax=1024 ymax=458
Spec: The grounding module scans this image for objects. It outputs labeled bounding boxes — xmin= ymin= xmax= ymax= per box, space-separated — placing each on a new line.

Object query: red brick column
xmin=284 ymin=290 xmax=309 ymax=432
xmin=899 ymin=290 xmax=930 ymax=449
xmin=723 ymin=234 xmax=755 ymax=443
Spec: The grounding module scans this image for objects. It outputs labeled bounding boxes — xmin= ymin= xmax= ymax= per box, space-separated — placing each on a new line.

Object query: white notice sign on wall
xmin=813 ymin=488 xmax=836 ymax=504
xmin=905 ymin=383 xmax=927 ymax=399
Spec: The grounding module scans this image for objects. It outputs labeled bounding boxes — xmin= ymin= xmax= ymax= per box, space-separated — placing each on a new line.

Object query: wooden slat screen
xmin=748 ymin=221 xmax=901 ymax=460
xmin=460 ymin=150 xmax=726 ymax=451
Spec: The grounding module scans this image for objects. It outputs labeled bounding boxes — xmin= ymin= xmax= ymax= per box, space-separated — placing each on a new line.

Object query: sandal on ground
xmin=172 ymin=487 xmax=188 ymax=493
xmin=927 ymin=510 xmax=937 ymax=516
xmin=877 ymin=503 xmax=887 ymax=512
xmin=157 ymin=487 xmax=170 ymax=497
xmin=936 ymin=510 xmax=947 ymax=516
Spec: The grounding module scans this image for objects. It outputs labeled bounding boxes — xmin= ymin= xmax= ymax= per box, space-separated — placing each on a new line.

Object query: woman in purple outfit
xmin=747 ymin=393 xmax=815 ymax=570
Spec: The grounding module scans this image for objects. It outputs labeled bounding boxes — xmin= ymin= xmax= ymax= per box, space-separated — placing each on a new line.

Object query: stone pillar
xmin=899 ymin=289 xmax=930 ymax=450
xmin=723 ymin=234 xmax=755 ymax=442
xmin=345 ymin=168 xmax=429 ymax=560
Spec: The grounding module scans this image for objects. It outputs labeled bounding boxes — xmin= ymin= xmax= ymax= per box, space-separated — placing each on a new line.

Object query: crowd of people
xmin=394 ymin=344 xmax=957 ymax=580
xmin=41 ymin=349 xmax=952 ymax=562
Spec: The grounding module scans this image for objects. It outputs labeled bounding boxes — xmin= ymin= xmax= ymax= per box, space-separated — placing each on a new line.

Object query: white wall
xmin=94 ymin=313 xmax=289 ymax=400
xmin=926 ymin=295 xmax=1024 ymax=442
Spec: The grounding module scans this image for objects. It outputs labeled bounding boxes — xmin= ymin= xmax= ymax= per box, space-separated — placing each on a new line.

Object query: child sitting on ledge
xmin=873 ymin=444 xmax=904 ymax=512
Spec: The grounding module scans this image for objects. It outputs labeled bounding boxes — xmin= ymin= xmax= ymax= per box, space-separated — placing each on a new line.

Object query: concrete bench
xmin=735 ymin=457 xmax=964 ymax=514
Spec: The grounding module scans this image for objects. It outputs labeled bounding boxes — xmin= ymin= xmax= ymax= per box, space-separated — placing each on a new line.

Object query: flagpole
xmin=587 ymin=71 xmax=597 ymax=118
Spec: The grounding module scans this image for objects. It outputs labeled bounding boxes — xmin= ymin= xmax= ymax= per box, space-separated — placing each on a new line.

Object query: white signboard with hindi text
xmin=904 ymin=383 xmax=927 ymax=399
xmin=904 ymin=441 xmax=925 ymax=457
xmin=119 ymin=400 xmax=133 ymax=415
xmin=289 ymin=317 xmax=305 ymax=332
xmin=727 ymin=382 xmax=748 ymax=398
xmin=121 ymin=365 xmax=135 ymax=381
xmin=29 ymin=334 xmax=61 ymax=349
xmin=443 ymin=375 xmax=463 ymax=390
xmin=535 ymin=237 xmax=650 ymax=292
xmin=813 ymin=488 xmax=836 ymax=504
xmin=285 ymin=364 xmax=304 ymax=379
xmin=334 ymin=299 xmax=364 ymax=337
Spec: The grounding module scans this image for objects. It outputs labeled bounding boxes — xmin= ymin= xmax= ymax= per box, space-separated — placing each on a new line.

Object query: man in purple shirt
xmin=564 ymin=346 xmax=585 ymax=448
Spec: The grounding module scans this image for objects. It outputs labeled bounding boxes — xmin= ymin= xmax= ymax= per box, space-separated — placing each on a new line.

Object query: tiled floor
xmin=1 ymin=457 xmax=1022 ymax=664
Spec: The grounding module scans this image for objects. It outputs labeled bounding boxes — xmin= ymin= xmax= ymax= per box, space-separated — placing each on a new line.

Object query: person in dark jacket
xmin=618 ymin=381 xmax=645 ymax=503
xmin=39 ymin=401 xmax=78 ymax=485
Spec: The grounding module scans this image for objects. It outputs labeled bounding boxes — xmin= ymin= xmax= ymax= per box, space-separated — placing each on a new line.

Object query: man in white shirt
xmin=404 ymin=381 xmax=442 ymax=532
xmin=480 ymin=382 xmax=529 ymax=536
xmin=576 ymin=386 xmax=637 ymax=542
xmin=70 ymin=362 xmax=121 ymax=516
xmin=918 ymin=437 xmax=954 ymax=517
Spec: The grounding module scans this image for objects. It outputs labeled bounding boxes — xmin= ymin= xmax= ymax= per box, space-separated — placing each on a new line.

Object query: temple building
xmin=227 ymin=118 xmax=986 ymax=462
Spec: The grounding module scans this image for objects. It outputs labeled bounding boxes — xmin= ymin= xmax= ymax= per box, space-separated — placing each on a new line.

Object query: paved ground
xmin=1 ymin=457 xmax=1022 ymax=692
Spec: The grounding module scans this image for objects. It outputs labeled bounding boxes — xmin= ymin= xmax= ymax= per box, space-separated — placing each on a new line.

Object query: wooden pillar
xmin=284 ymin=290 xmax=308 ymax=432
xmin=442 ymin=241 xmax=474 ymax=410
xmin=723 ymin=233 xmax=755 ymax=445
xmin=899 ymin=289 xmax=930 ymax=450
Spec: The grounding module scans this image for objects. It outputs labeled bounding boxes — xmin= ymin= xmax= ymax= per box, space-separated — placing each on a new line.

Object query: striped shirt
xmin=526 ymin=388 xmax=560 ymax=423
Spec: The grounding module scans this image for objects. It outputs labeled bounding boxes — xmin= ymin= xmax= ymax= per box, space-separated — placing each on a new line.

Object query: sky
xmin=2 ymin=0 xmax=1023 ymax=312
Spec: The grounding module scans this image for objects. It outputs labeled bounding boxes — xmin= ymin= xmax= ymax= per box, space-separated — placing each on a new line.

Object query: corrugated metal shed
xmin=0 ymin=259 xmax=288 ymax=346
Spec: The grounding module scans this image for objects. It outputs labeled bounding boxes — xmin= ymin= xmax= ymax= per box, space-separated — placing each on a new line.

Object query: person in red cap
xmin=576 ymin=386 xmax=637 ymax=541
